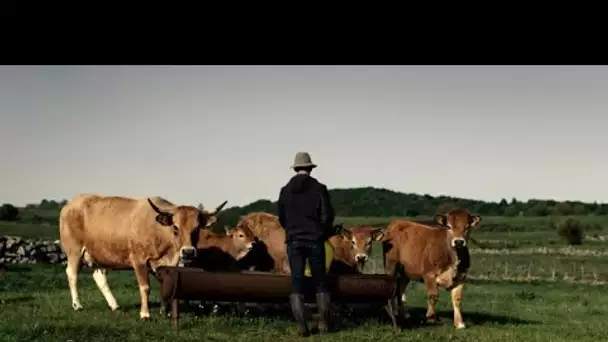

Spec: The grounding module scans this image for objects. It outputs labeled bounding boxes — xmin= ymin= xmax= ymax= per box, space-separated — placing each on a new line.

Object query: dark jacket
xmin=277 ymin=173 xmax=336 ymax=243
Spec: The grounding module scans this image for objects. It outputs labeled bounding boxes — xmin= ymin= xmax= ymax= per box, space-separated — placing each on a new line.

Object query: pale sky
xmin=1 ymin=65 xmax=607 ymax=208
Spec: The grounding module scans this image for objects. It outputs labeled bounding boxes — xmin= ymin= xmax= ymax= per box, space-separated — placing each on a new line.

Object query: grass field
xmin=2 ymin=215 xmax=608 ymax=341
xmin=2 ymin=264 xmax=608 ymax=341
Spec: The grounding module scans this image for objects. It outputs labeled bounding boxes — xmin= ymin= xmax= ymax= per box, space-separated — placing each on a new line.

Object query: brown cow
xmin=58 ymin=193 xmax=227 ymax=320
xmin=193 ymin=225 xmax=256 ymax=271
xmin=381 ymin=209 xmax=481 ymax=329
xmin=328 ymin=225 xmax=384 ymax=274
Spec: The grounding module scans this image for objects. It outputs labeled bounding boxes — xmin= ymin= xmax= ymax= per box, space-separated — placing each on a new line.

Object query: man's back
xmin=279 ymin=151 xmax=336 ymax=336
xmin=278 ymin=173 xmax=335 ymax=243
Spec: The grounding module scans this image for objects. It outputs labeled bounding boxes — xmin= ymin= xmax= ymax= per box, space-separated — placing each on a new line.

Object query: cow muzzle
xmin=355 ymin=253 xmax=368 ymax=271
xmin=452 ymin=238 xmax=466 ymax=248
xmin=179 ymin=246 xmax=197 ymax=260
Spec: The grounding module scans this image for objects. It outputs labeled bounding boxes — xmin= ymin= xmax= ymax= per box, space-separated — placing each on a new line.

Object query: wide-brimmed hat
xmin=291 ymin=152 xmax=317 ymax=169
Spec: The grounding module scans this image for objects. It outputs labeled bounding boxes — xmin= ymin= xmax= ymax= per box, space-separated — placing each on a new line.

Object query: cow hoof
xmin=425 ymin=316 xmax=439 ymax=325
xmin=109 ymin=305 xmax=120 ymax=312
xmin=72 ymin=303 xmax=83 ymax=311
xmin=140 ymin=312 xmax=151 ymax=320
xmin=455 ymin=323 xmax=466 ymax=329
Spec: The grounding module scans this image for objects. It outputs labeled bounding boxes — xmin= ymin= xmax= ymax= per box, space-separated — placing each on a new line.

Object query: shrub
xmin=0 ymin=203 xmax=19 ymax=221
xmin=556 ymin=217 xmax=585 ymax=245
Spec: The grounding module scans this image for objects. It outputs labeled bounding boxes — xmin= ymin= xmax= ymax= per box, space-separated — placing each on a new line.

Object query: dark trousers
xmin=287 ymin=240 xmax=327 ymax=294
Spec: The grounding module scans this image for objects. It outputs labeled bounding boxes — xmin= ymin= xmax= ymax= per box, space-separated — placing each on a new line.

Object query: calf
xmin=193 ymin=225 xmax=256 ymax=271
xmin=381 ymin=209 xmax=481 ymax=329
xmin=328 ymin=226 xmax=384 ymax=274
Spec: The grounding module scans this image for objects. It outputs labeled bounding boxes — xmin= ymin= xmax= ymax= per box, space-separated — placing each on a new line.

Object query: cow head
xmin=147 ymin=198 xmax=228 ymax=262
xmin=339 ymin=226 xmax=385 ymax=272
xmin=434 ymin=209 xmax=481 ymax=248
xmin=224 ymin=225 xmax=256 ymax=260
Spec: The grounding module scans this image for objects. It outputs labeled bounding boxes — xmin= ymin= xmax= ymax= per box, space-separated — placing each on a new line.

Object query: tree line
xmin=2 ymin=187 xmax=608 ymax=225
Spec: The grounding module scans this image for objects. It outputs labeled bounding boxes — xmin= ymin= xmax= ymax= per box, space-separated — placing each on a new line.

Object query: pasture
xmin=2 ymin=215 xmax=608 ymax=341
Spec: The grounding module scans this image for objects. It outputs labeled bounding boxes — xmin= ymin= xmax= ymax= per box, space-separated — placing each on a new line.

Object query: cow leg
xmin=397 ymin=276 xmax=410 ymax=321
xmin=131 ymin=261 xmax=151 ymax=320
xmin=451 ymin=283 xmax=466 ymax=329
xmin=65 ymin=255 xmax=83 ymax=311
xmin=92 ymin=268 xmax=119 ymax=311
xmin=423 ymin=275 xmax=439 ymax=324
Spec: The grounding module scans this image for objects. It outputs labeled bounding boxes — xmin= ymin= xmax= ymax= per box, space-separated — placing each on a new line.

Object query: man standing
xmin=278 ymin=152 xmax=337 ymax=337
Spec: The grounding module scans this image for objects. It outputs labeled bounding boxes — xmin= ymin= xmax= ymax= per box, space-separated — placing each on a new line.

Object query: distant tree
xmin=436 ymin=202 xmax=458 ymax=214
xmin=552 ymin=202 xmax=573 ymax=216
xmin=556 ymin=217 xmax=584 ymax=245
xmin=502 ymin=205 xmax=519 ymax=217
xmin=572 ymin=203 xmax=586 ymax=215
xmin=525 ymin=202 xmax=550 ymax=216
xmin=15 ymin=187 xmax=608 ymax=220
xmin=0 ymin=204 xmax=19 ymax=221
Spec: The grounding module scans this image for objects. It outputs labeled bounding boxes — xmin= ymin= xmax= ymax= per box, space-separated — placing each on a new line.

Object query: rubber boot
xmin=289 ymin=293 xmax=310 ymax=337
xmin=316 ymin=292 xmax=332 ymax=333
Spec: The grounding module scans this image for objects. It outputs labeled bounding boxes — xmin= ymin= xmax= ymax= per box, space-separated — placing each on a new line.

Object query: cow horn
xmin=147 ymin=198 xmax=166 ymax=215
xmin=210 ymin=200 xmax=228 ymax=215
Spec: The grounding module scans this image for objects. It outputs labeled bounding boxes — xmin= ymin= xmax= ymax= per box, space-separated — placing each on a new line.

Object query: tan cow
xmin=235 ymin=212 xmax=291 ymax=273
xmin=235 ymin=212 xmax=345 ymax=274
xmin=381 ymin=209 xmax=481 ymax=329
xmin=193 ymin=225 xmax=257 ymax=271
xmin=327 ymin=225 xmax=384 ymax=274
xmin=58 ymin=193 xmax=227 ymax=320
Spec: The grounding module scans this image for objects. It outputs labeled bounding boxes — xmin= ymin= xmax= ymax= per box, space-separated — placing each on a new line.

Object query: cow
xmin=235 ymin=212 xmax=346 ymax=274
xmin=234 ymin=212 xmax=291 ymax=273
xmin=193 ymin=225 xmax=257 ymax=271
xmin=381 ymin=209 xmax=481 ymax=329
xmin=327 ymin=225 xmax=384 ymax=274
xmin=58 ymin=193 xmax=228 ymax=320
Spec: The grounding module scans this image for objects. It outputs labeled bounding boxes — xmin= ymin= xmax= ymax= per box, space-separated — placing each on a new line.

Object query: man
xmin=278 ymin=152 xmax=337 ymax=337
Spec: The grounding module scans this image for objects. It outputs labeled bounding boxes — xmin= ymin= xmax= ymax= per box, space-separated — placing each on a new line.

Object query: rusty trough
xmin=156 ymin=266 xmax=401 ymax=330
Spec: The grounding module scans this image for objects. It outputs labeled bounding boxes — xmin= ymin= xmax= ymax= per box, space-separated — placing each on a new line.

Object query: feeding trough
xmin=156 ymin=266 xmax=401 ymax=330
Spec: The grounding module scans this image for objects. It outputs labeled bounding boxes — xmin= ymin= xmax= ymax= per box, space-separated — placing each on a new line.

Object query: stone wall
xmin=0 ymin=236 xmax=66 ymax=264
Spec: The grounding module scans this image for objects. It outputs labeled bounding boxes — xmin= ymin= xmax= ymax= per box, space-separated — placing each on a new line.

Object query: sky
xmin=1 ymin=65 xmax=607 ymax=208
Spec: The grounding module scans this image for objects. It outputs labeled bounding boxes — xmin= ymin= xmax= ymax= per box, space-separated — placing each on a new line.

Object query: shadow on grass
xmin=403 ymin=307 xmax=539 ymax=329
xmin=174 ymin=300 xmax=539 ymax=331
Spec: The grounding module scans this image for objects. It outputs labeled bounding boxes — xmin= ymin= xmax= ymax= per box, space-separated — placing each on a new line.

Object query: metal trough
xmin=156 ymin=266 xmax=401 ymax=330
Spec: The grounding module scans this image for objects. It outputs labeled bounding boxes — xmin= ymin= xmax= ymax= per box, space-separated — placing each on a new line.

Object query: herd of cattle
xmin=58 ymin=193 xmax=481 ymax=329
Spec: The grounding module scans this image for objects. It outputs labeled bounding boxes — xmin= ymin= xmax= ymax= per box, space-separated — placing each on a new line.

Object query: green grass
xmin=2 ymin=264 xmax=608 ymax=341
xmin=0 ymin=221 xmax=59 ymax=239
xmin=3 ymin=216 xmax=608 ymax=340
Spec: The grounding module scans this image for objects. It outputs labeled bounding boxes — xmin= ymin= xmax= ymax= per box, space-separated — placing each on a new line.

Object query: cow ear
xmin=435 ymin=214 xmax=447 ymax=226
xmin=333 ymin=224 xmax=344 ymax=235
xmin=204 ymin=215 xmax=218 ymax=227
xmin=224 ymin=226 xmax=234 ymax=236
xmin=469 ymin=215 xmax=481 ymax=229
xmin=155 ymin=213 xmax=173 ymax=226
xmin=372 ymin=229 xmax=385 ymax=241
xmin=340 ymin=229 xmax=352 ymax=239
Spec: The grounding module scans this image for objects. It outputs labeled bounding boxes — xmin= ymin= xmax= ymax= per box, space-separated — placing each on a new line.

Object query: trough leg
xmin=385 ymin=299 xmax=399 ymax=331
xmin=171 ymin=299 xmax=179 ymax=330
xmin=395 ymin=276 xmax=410 ymax=323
